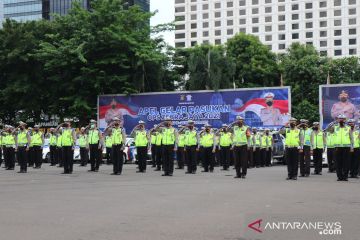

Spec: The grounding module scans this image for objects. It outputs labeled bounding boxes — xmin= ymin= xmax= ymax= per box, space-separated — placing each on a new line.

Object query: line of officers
xmin=283 ymin=114 xmax=360 ymax=181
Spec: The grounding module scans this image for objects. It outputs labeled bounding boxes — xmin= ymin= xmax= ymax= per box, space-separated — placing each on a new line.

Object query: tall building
xmin=174 ymin=0 xmax=360 ymax=57
xmin=43 ymin=0 xmax=90 ymax=20
xmin=128 ymin=0 xmax=150 ymax=12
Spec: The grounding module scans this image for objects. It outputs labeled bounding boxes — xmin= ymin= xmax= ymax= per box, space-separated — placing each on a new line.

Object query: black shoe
xmin=162 ymin=174 xmax=168 ymax=176
xmin=210 ymin=169 xmax=214 ymax=173
xmin=299 ymin=175 xmax=305 ymax=177
xmin=337 ymin=178 xmax=342 ymax=181
xmin=286 ymin=177 xmax=292 ymax=180
xmin=201 ymin=170 xmax=209 ymax=172
xmin=185 ymin=171 xmax=192 ymax=174
xmin=136 ymin=171 xmax=142 ymax=173
xmin=343 ymin=178 xmax=348 ymax=181
xmin=111 ymin=173 xmax=118 ymax=175
xmin=94 ymin=169 xmax=99 ymax=172
xmin=318 ymin=172 xmax=322 ymax=175
xmin=292 ymin=177 xmax=297 ymax=180
xmin=241 ymin=175 xmax=246 ymax=179
xmin=17 ymin=171 xmax=23 ymax=173
xmin=305 ymin=174 xmax=310 ymax=177
xmin=61 ymin=172 xmax=68 ymax=174
xmin=88 ymin=170 xmax=95 ymax=172
xmin=234 ymin=175 xmax=241 ymax=178
xmin=168 ymin=173 xmax=173 ymax=176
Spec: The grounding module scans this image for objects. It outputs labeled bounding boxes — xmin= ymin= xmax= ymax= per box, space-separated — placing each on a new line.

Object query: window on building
xmin=349 ymin=49 xmax=357 ymax=55
xmin=334 ymin=0 xmax=341 ymax=6
xmin=190 ymin=5 xmax=196 ymax=11
xmin=349 ymin=18 xmax=356 ymax=25
xmin=203 ymin=22 xmax=209 ymax=28
xmin=215 ymin=39 xmax=221 ymax=45
xmin=175 ymin=24 xmax=185 ymax=30
xmin=191 ymin=23 xmax=197 ymax=29
xmin=265 ymin=0 xmax=272 ymax=3
xmin=349 ymin=9 xmax=356 ymax=15
xmin=240 ymin=18 xmax=246 ymax=24
xmin=252 ymin=17 xmax=259 ymax=23
xmin=227 ymin=1 xmax=233 ymax=8
xmin=239 ymin=9 xmax=246 ymax=15
xmin=334 ymin=10 xmax=341 ymax=16
xmin=334 ymin=50 xmax=342 ymax=56
xmin=279 ymin=44 xmax=286 ymax=50
xmin=349 ymin=0 xmax=356 ymax=5
xmin=265 ymin=35 xmax=272 ymax=41
xmin=334 ymin=30 xmax=342 ymax=36
xmin=203 ymin=13 xmax=209 ymax=19
xmin=292 ymin=33 xmax=299 ymax=39
xmin=191 ymin=32 xmax=197 ymax=38
xmin=203 ymin=31 xmax=209 ymax=37
xmin=191 ymin=41 xmax=197 ymax=47
xmin=265 ymin=26 xmax=272 ymax=32
xmin=306 ymin=22 xmax=313 ymax=28
xmin=292 ymin=23 xmax=299 ymax=30
xmin=292 ymin=14 xmax=299 ymax=20
xmin=349 ymin=39 xmax=357 ymax=45
xmin=320 ymin=41 xmax=327 ymax=47
xmin=349 ymin=29 xmax=357 ymax=35
xmin=227 ymin=29 xmax=234 ymax=35
xmin=175 ymin=0 xmax=185 ymax=3
xmin=252 ymin=8 xmax=259 ymax=14
xmin=227 ymin=11 xmax=233 ymax=17
xmin=306 ymin=32 xmax=313 ymax=38
xmin=320 ymin=21 xmax=327 ymax=27
xmin=305 ymin=3 xmax=312 ymax=9
xmin=252 ymin=27 xmax=259 ymax=33
xmin=292 ymin=4 xmax=299 ymax=10
xmin=265 ymin=7 xmax=272 ymax=13
xmin=320 ymin=31 xmax=327 ymax=37
xmin=320 ymin=51 xmax=327 ymax=56
xmin=252 ymin=0 xmax=259 ymax=4
xmin=306 ymin=12 xmax=313 ymax=19
xmin=175 ymin=15 xmax=185 ymax=21
xmin=239 ymin=0 xmax=245 ymax=6
xmin=265 ymin=16 xmax=272 ymax=22
xmin=334 ymin=40 xmax=342 ymax=46
xmin=203 ymin=4 xmax=208 ymax=10
xmin=175 ymin=7 xmax=185 ymax=13
xmin=215 ymin=12 xmax=221 ymax=18
xmin=175 ymin=33 xmax=185 ymax=39
xmin=278 ymin=25 xmax=285 ymax=31
xmin=239 ymin=28 xmax=246 ymax=33
xmin=215 ymin=2 xmax=221 ymax=9
xmin=227 ymin=19 xmax=234 ymax=26
xmin=320 ymin=11 xmax=327 ymax=18
xmin=215 ymin=30 xmax=221 ymax=36
xmin=175 ymin=42 xmax=185 ymax=48
xmin=191 ymin=14 xmax=196 ymax=20
xmin=278 ymin=15 xmax=285 ymax=21
xmin=279 ymin=34 xmax=285 ymax=40
xmin=334 ymin=20 xmax=341 ymax=26
xmin=278 ymin=5 xmax=285 ymax=12
xmin=215 ymin=21 xmax=221 ymax=27
xmin=319 ymin=1 xmax=326 ymax=8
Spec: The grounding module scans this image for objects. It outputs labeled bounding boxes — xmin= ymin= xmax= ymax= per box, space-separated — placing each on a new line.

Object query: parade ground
xmin=0 ymin=164 xmax=359 ymax=240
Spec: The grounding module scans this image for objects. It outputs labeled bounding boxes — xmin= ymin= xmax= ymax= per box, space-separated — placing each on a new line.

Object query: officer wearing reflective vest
xmin=78 ymin=127 xmax=89 ymax=167
xmin=200 ymin=124 xmax=215 ymax=173
xmin=259 ymin=128 xmax=268 ymax=167
xmin=153 ymin=126 xmax=163 ymax=171
xmin=284 ymin=117 xmax=302 ymax=180
xmin=149 ymin=125 xmax=158 ymax=168
xmin=334 ymin=114 xmax=353 ymax=181
xmin=56 ymin=128 xmax=63 ymax=167
xmin=326 ymin=126 xmax=336 ymax=173
xmin=348 ymin=119 xmax=359 ymax=178
xmin=15 ymin=121 xmax=31 ymax=173
xmin=176 ymin=125 xmax=186 ymax=170
xmin=105 ymin=117 xmax=126 ymax=175
xmin=3 ymin=125 xmax=16 ymax=170
xmin=252 ymin=128 xmax=262 ymax=168
xmin=31 ymin=125 xmax=44 ymax=169
xmin=27 ymin=127 xmax=34 ymax=168
xmin=87 ymin=119 xmax=103 ymax=172
xmin=48 ymin=128 xmax=58 ymax=166
xmin=105 ymin=131 xmax=113 ymax=165
xmin=56 ymin=119 xmax=76 ymax=174
xmin=159 ymin=117 xmax=178 ymax=176
xmin=0 ymin=129 xmax=3 ymax=168
xmin=184 ymin=120 xmax=198 ymax=174
xmin=299 ymin=119 xmax=311 ymax=177
xmin=310 ymin=122 xmax=326 ymax=175
xmin=231 ymin=116 xmax=251 ymax=178
xmin=131 ymin=120 xmax=149 ymax=173
xmin=198 ymin=127 xmax=205 ymax=168
xmin=217 ymin=124 xmax=232 ymax=171
xmin=264 ymin=129 xmax=273 ymax=167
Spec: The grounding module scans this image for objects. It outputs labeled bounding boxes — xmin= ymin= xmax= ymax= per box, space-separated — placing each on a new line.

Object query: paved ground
xmin=0 ymin=164 xmax=359 ymax=240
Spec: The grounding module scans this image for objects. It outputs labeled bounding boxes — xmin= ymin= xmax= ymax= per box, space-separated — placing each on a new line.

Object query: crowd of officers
xmin=1 ymin=114 xmax=358 ymax=182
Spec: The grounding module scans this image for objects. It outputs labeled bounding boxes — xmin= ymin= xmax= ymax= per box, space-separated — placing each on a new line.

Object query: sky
xmin=150 ymin=0 xmax=175 ymax=46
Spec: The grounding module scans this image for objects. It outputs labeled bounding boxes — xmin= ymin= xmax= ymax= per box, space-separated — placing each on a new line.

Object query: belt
xmin=286 ymin=145 xmax=299 ymax=148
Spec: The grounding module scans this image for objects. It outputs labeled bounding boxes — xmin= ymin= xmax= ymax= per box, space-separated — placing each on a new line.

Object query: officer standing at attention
xmin=231 ymin=116 xmax=251 ymax=178
xmin=326 ymin=126 xmax=336 ymax=173
xmin=56 ymin=119 xmax=76 ymax=174
xmin=3 ymin=125 xmax=16 ymax=170
xmin=334 ymin=114 xmax=353 ymax=181
xmin=78 ymin=127 xmax=89 ymax=167
xmin=252 ymin=128 xmax=262 ymax=168
xmin=27 ymin=127 xmax=34 ymax=168
xmin=48 ymin=128 xmax=58 ymax=166
xmin=299 ymin=119 xmax=311 ymax=177
xmin=264 ymin=129 xmax=273 ymax=167
xmin=184 ymin=120 xmax=198 ymax=174
xmin=106 ymin=117 xmax=126 ymax=175
xmin=310 ymin=122 xmax=326 ymax=175
xmin=259 ymin=128 xmax=268 ymax=167
xmin=131 ymin=120 xmax=149 ymax=173
xmin=348 ymin=119 xmax=359 ymax=178
xmin=104 ymin=131 xmax=113 ymax=165
xmin=56 ymin=128 xmax=63 ymax=167
xmin=200 ymin=124 xmax=215 ymax=173
xmin=154 ymin=126 xmax=163 ymax=171
xmin=16 ymin=122 xmax=31 ymax=173
xmin=284 ymin=118 xmax=302 ymax=180
xmin=160 ymin=118 xmax=178 ymax=176
xmin=87 ymin=120 xmax=103 ymax=172
xmin=31 ymin=125 xmax=44 ymax=169
xmin=176 ymin=126 xmax=186 ymax=170
xmin=149 ymin=125 xmax=158 ymax=168
xmin=218 ymin=124 xmax=232 ymax=171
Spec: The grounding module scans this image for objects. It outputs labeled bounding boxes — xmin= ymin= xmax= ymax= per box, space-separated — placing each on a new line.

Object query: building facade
xmin=43 ymin=0 xmax=90 ymax=20
xmin=174 ymin=0 xmax=360 ymax=57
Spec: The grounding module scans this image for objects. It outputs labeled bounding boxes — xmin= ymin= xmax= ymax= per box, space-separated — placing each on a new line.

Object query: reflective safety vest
xmin=313 ymin=131 xmax=324 ymax=149
xmin=4 ymin=134 xmax=15 ymax=146
xmin=185 ymin=130 xmax=197 ymax=146
xmin=233 ymin=126 xmax=248 ymax=146
xmin=56 ymin=134 xmax=62 ymax=147
xmin=0 ymin=136 xmax=2 ymax=146
xmin=62 ymin=129 xmax=73 ymax=147
xmin=253 ymin=133 xmax=261 ymax=147
xmin=155 ymin=132 xmax=162 ymax=146
xmin=151 ymin=134 xmax=157 ymax=144
xmin=334 ymin=126 xmax=351 ymax=147
xmin=49 ymin=133 xmax=57 ymax=146
xmin=112 ymin=128 xmax=123 ymax=145
xmin=32 ymin=132 xmax=43 ymax=146
xmin=260 ymin=134 xmax=267 ymax=148
xmin=353 ymin=131 xmax=360 ymax=148
xmin=17 ymin=131 xmax=28 ymax=146
xmin=88 ymin=129 xmax=100 ymax=144
xmin=219 ymin=132 xmax=232 ymax=147
xmin=162 ymin=128 xmax=175 ymax=145
xmin=326 ymin=133 xmax=335 ymax=148
xmin=135 ymin=130 xmax=148 ymax=147
xmin=202 ymin=133 xmax=214 ymax=147
xmin=105 ymin=135 xmax=113 ymax=148
xmin=267 ymin=135 xmax=273 ymax=147
xmin=249 ymin=134 xmax=254 ymax=147
xmin=178 ymin=134 xmax=186 ymax=147
xmin=78 ymin=134 xmax=87 ymax=148
xmin=285 ymin=128 xmax=300 ymax=147
xmin=303 ymin=129 xmax=312 ymax=146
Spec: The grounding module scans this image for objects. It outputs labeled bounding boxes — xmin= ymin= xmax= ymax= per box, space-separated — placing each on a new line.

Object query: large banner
xmin=320 ymin=84 xmax=360 ymax=129
xmin=98 ymin=87 xmax=291 ymax=133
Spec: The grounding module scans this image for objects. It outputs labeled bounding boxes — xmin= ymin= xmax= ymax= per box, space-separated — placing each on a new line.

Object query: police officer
xmin=3 ymin=125 xmax=16 ymax=170
xmin=334 ymin=114 xmax=353 ymax=181
xmin=107 ymin=117 xmax=126 ymax=175
xmin=48 ymin=128 xmax=57 ymax=166
xmin=231 ymin=116 xmax=251 ymax=178
xmin=200 ymin=124 xmax=215 ymax=172
xmin=56 ymin=119 xmax=76 ymax=174
xmin=131 ymin=120 xmax=149 ymax=173
xmin=56 ymin=128 xmax=63 ymax=167
xmin=87 ymin=120 xmax=103 ymax=172
xmin=16 ymin=122 xmax=30 ymax=173
xmin=218 ymin=124 xmax=232 ymax=171
xmin=349 ymin=119 xmax=359 ymax=178
xmin=264 ymin=129 xmax=273 ymax=167
xmin=284 ymin=118 xmax=302 ymax=180
xmin=259 ymin=128 xmax=268 ymax=167
xmin=299 ymin=119 xmax=311 ymax=177
xmin=150 ymin=125 xmax=158 ymax=168
xmin=27 ymin=127 xmax=34 ymax=168
xmin=78 ymin=127 xmax=88 ymax=167
xmin=310 ymin=122 xmax=326 ymax=175
xmin=154 ymin=126 xmax=163 ymax=171
xmin=105 ymin=131 xmax=113 ymax=165
xmin=31 ymin=125 xmax=44 ymax=169
xmin=160 ymin=118 xmax=178 ymax=176
xmin=326 ymin=126 xmax=336 ymax=173
xmin=176 ymin=126 xmax=186 ymax=169
xmin=252 ymin=128 xmax=262 ymax=168
xmin=185 ymin=120 xmax=198 ymax=174
xmin=0 ymin=129 xmax=3 ymax=168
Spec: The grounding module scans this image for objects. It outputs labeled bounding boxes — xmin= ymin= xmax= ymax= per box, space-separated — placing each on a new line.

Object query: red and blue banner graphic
xmin=98 ymin=87 xmax=291 ymax=133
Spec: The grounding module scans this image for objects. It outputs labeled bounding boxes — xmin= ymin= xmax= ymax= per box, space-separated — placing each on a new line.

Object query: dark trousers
xmin=234 ymin=145 xmax=248 ymax=176
xmin=4 ymin=147 xmax=15 ymax=169
xmin=17 ymin=146 xmax=28 ymax=172
xmin=176 ymin=147 xmax=185 ymax=169
xmin=248 ymin=147 xmax=254 ymax=168
xmin=313 ymin=148 xmax=323 ymax=174
xmin=327 ymin=148 xmax=336 ymax=172
xmin=57 ymin=147 xmax=63 ymax=167
xmin=220 ymin=146 xmax=230 ymax=170
xmin=260 ymin=148 xmax=266 ymax=167
xmin=198 ymin=147 xmax=203 ymax=165
xmin=80 ymin=147 xmax=88 ymax=166
xmin=89 ymin=144 xmax=101 ymax=171
xmin=32 ymin=146 xmax=42 ymax=168
xmin=299 ymin=145 xmax=311 ymax=176
xmin=286 ymin=147 xmax=299 ymax=178
xmin=106 ymin=147 xmax=112 ymax=164
xmin=151 ymin=145 xmax=156 ymax=166
xmin=202 ymin=147 xmax=214 ymax=172
xmin=0 ymin=148 xmax=3 ymax=167
xmin=50 ymin=146 xmax=56 ymax=165
xmin=112 ymin=144 xmax=124 ymax=174
xmin=265 ymin=149 xmax=272 ymax=166
xmin=162 ymin=145 xmax=174 ymax=175
xmin=155 ymin=145 xmax=162 ymax=170
xmin=28 ymin=147 xmax=34 ymax=167
xmin=335 ymin=147 xmax=350 ymax=180
xmin=254 ymin=147 xmax=261 ymax=167
xmin=186 ymin=145 xmax=197 ymax=173
xmin=137 ymin=146 xmax=147 ymax=172
xmin=350 ymin=148 xmax=360 ymax=177
xmin=63 ymin=146 xmax=73 ymax=173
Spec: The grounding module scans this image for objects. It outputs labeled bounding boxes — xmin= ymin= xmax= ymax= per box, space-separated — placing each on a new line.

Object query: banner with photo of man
xmin=98 ymin=87 xmax=291 ymax=134
xmin=320 ymin=84 xmax=360 ymax=129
